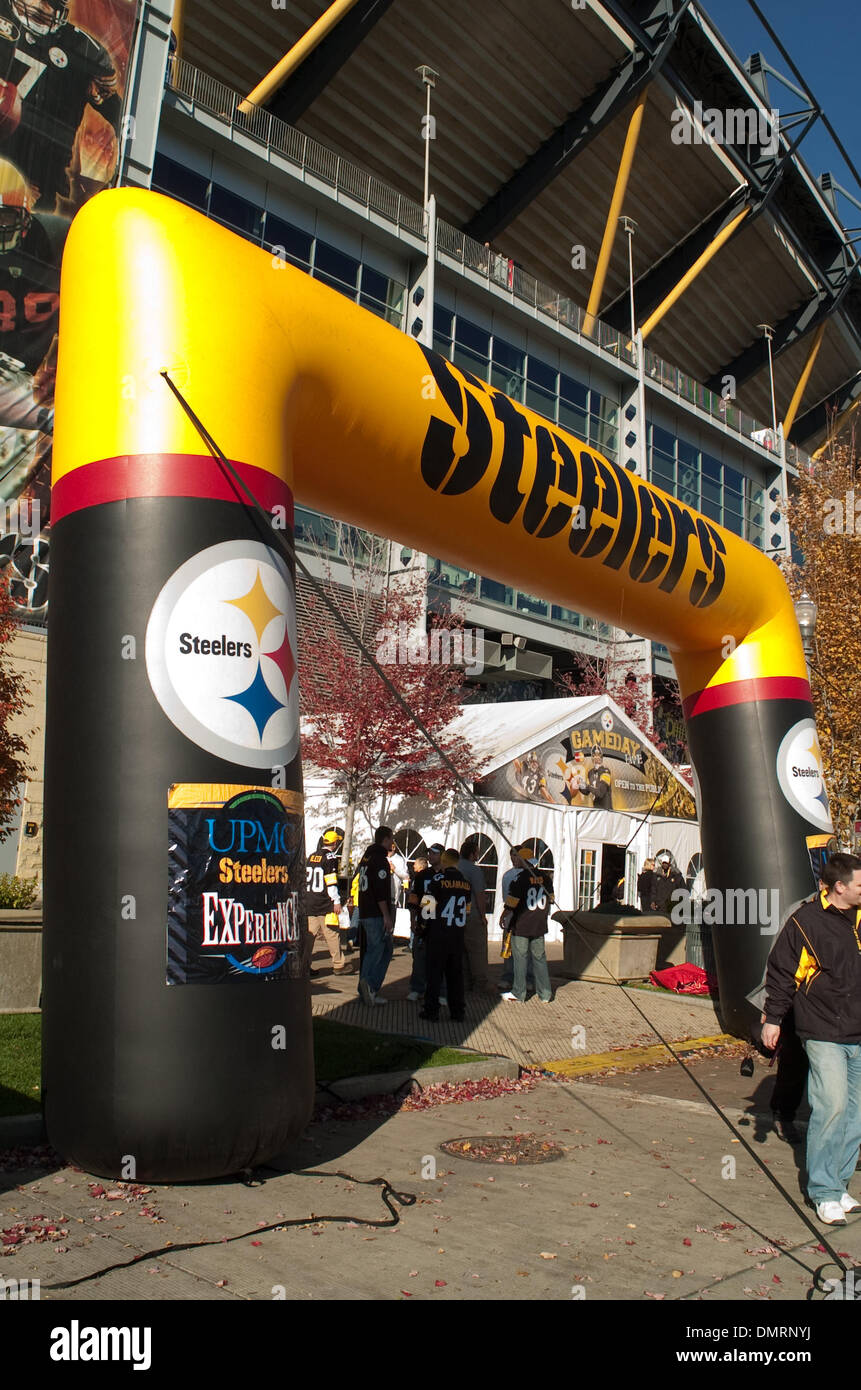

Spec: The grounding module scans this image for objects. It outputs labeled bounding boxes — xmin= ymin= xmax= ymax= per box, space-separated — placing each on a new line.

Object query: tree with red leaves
xmin=0 ymin=579 xmax=31 ymax=840
xmin=297 ymin=528 xmax=479 ymax=871
xmin=557 ymin=644 xmax=684 ymax=761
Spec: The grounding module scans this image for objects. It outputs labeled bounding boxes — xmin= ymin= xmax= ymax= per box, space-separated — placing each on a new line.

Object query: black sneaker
xmin=419 ymin=1010 xmax=439 ymax=1021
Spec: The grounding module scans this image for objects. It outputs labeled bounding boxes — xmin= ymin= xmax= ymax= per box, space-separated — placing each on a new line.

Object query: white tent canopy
xmin=302 ymin=695 xmax=700 ymax=941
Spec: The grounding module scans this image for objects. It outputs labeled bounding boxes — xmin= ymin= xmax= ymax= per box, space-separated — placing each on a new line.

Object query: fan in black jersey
xmin=500 ymin=845 xmax=553 ymax=1004
xmin=0 ymin=157 xmax=64 ymax=432
xmin=419 ymin=849 xmax=470 ymax=1022
xmin=0 ymin=0 xmax=121 ymax=212
xmin=304 ymin=829 xmax=348 ymax=975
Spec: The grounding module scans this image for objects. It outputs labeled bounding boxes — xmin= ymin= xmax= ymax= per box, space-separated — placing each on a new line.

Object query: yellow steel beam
xmin=640 ymin=205 xmax=750 ymax=341
xmin=782 ymin=322 xmax=826 ymax=438
xmin=172 ymin=0 xmax=185 ymax=62
xmin=812 ymin=394 xmax=861 ymax=460
xmin=239 ymin=0 xmax=362 ymax=115
xmin=582 ymin=89 xmax=649 ymax=340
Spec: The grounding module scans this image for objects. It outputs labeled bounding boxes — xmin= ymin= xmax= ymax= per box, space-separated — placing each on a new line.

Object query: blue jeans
xmin=511 ymin=935 xmax=551 ymax=1002
xmin=803 ymin=1040 xmax=861 ymax=1203
xmin=359 ymin=916 xmax=393 ymax=995
xmin=410 ymin=932 xmax=427 ymax=993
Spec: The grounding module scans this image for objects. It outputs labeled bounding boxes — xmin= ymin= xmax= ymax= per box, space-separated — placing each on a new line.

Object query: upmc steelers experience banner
xmin=167 ymin=784 xmax=305 ymax=986
xmin=0 ymin=0 xmax=138 ymax=615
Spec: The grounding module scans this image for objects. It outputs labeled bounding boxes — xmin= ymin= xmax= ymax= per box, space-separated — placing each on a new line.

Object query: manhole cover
xmin=439 ymin=1134 xmax=565 ymax=1165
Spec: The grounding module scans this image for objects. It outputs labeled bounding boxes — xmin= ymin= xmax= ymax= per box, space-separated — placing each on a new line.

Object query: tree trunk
xmin=340 ymin=796 xmax=357 ymax=878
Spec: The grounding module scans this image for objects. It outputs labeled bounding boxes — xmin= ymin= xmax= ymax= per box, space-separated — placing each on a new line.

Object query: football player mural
xmin=0 ymin=0 xmax=136 ymax=616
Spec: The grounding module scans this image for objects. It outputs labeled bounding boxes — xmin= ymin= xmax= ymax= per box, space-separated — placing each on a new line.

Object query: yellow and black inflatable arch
xmin=45 ymin=190 xmax=827 ymax=1178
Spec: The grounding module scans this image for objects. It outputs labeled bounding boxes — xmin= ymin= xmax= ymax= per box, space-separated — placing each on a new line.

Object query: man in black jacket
xmin=763 ymin=852 xmax=861 ymax=1225
xmin=651 ymin=854 xmax=684 ymax=915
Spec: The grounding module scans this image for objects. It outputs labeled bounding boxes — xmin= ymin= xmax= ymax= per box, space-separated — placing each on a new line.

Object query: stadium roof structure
xmin=176 ymin=0 xmax=861 ymax=453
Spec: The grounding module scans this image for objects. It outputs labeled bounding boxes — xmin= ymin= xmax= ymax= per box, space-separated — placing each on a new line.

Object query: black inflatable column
xmin=43 ymin=455 xmax=312 ymax=1180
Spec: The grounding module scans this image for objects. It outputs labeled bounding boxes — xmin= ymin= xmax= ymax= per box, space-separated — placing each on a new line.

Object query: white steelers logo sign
xmin=146 ymin=540 xmax=299 ymax=768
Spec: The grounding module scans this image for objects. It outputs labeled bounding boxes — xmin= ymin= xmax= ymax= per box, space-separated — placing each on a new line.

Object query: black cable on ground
xmin=38 ymin=1169 xmax=416 ymax=1292
xmin=159 ymin=374 xmax=852 ymax=1286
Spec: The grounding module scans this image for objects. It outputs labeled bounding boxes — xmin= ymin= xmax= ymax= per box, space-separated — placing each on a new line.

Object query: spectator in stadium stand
xmin=407 ymin=845 xmax=443 ymax=1002
xmin=356 ymin=826 xmax=396 ymax=1007
xmin=650 ymin=853 xmax=684 ymax=915
xmin=500 ymin=845 xmax=553 ymax=1004
xmin=762 ymin=853 xmax=861 ymax=1225
xmin=459 ymin=835 xmax=491 ymax=993
xmin=638 ymin=858 xmax=656 ymax=912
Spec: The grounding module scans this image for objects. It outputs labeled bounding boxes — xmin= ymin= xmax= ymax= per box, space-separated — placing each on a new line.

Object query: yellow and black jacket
xmin=764 ymin=891 xmax=861 ymax=1043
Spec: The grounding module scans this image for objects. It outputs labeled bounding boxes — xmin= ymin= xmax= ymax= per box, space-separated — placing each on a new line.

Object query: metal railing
xmin=165 ymin=57 xmax=813 ymax=474
xmin=167 ymin=58 xmax=424 ymax=237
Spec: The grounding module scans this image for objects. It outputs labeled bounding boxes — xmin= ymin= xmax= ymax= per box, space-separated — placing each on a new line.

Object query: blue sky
xmin=704 ymin=0 xmax=861 ymax=210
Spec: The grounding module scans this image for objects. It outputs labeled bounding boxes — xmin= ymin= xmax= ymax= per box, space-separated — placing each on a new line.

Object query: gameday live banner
xmin=0 ymin=0 xmax=137 ymax=615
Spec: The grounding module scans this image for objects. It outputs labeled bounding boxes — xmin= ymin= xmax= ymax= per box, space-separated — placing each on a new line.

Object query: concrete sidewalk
xmin=311 ymin=937 xmax=725 ymax=1068
xmin=2 ymin=1058 xmax=855 ymax=1302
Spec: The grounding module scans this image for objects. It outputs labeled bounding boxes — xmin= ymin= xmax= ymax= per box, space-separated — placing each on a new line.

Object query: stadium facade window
xmin=490 ymin=337 xmax=524 ymax=400
xmin=152 ymin=152 xmax=209 ymax=210
xmin=313 ymin=240 xmax=360 ymax=295
xmin=647 ymin=422 xmax=765 ymax=548
xmin=153 ymin=153 xmax=406 ymax=328
xmin=453 ymin=317 xmax=490 ymax=377
xmin=209 ymin=184 xmax=263 ymax=238
xmin=263 ymin=214 xmax=312 ymax=269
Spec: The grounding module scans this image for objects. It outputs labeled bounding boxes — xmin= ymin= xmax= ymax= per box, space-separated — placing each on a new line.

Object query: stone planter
xmin=553 ymin=910 xmax=670 ymax=983
xmin=0 ymin=910 xmax=42 ymax=1011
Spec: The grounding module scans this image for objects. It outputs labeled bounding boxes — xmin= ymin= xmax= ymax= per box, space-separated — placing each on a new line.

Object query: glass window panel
xmin=263 ymin=214 xmax=312 ymax=268
xmin=453 ymin=344 xmax=490 ymax=378
xmin=560 ymin=373 xmax=588 ymax=410
xmin=313 ymin=240 xmax=359 ymax=293
xmin=651 ymin=424 xmax=675 ymax=458
xmin=525 ymin=382 xmax=556 ymax=419
xmin=491 ymin=364 xmax=523 ymax=398
xmin=360 ymin=265 xmax=388 ymax=305
xmin=456 ymin=317 xmax=491 ymax=356
xmin=725 ymin=465 xmax=744 ymax=499
xmin=434 ymin=305 xmax=454 ymax=340
xmin=152 ymin=153 xmax=209 ymax=210
xmin=516 ymin=592 xmax=548 ymax=618
xmin=209 ymin=184 xmax=261 ymax=238
xmin=492 ymin=338 xmax=524 ymax=374
xmin=479 ymin=576 xmax=514 ymax=606
xmin=527 ymin=356 xmax=557 ymax=392
xmin=558 ymin=399 xmax=587 ymax=437
xmin=677 ymin=439 xmax=698 ymax=470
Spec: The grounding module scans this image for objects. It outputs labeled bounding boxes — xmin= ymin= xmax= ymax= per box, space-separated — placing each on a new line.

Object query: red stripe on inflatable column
xmin=683 ymin=676 xmax=812 ymax=719
xmin=51 ymin=454 xmax=293 ymax=522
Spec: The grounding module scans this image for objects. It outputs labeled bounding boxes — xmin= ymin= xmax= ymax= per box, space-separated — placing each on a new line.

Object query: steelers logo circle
xmin=775 ymin=717 xmax=832 ymax=832
xmin=146 ymin=540 xmax=299 ymax=768
xmin=49 ymin=47 xmax=68 ymax=67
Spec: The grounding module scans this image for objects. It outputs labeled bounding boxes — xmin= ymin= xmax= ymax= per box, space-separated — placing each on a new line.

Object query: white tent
xmin=302 ymin=695 xmax=700 ymax=942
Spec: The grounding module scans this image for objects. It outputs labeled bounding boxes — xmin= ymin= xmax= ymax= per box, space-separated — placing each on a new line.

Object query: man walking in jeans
xmin=356 ymin=826 xmax=395 ymax=1007
xmin=762 ymin=852 xmax=861 ymax=1225
xmin=499 ymin=845 xmax=553 ymax=1004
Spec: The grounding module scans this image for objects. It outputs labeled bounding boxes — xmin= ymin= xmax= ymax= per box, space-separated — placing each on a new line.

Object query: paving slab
xmin=311 ymin=939 xmax=724 ymax=1068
